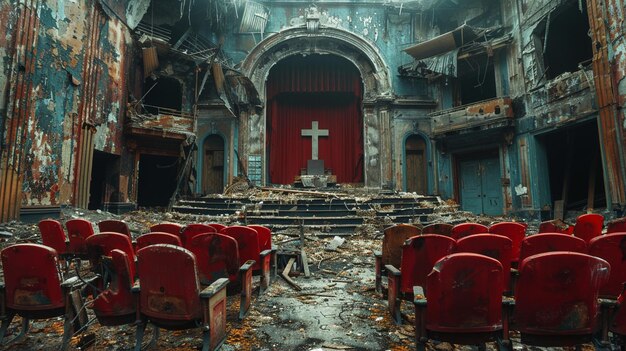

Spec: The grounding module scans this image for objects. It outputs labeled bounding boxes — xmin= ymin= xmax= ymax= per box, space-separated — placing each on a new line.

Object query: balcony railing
xmin=127 ymin=104 xmax=194 ymax=138
xmin=431 ymin=97 xmax=514 ymax=136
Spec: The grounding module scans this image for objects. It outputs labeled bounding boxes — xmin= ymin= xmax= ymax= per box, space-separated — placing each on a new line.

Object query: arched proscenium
xmin=241 ymin=26 xmax=392 ymax=103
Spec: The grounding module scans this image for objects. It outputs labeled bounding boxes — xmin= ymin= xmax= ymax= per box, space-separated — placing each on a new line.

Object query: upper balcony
xmin=529 ymin=67 xmax=597 ymax=129
xmin=126 ymin=104 xmax=194 ymax=140
xmin=430 ymin=97 xmax=514 ymax=137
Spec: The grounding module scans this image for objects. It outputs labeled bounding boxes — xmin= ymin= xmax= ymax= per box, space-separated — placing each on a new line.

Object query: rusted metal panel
xmin=587 ymin=0 xmax=626 ymax=207
xmin=431 ymin=97 xmax=515 ymax=135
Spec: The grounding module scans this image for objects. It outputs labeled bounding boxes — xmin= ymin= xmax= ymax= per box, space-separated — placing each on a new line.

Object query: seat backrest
xmin=221 ymin=226 xmax=261 ymax=269
xmin=588 ymin=232 xmax=626 ymax=298
xmin=180 ymin=224 xmax=216 ymax=247
xmin=149 ymin=223 xmax=183 ymax=236
xmin=38 ymin=219 xmax=67 ymax=255
xmin=65 ymin=219 xmax=95 ymax=255
xmin=1 ymin=244 xmax=64 ymax=311
xmin=92 ymin=249 xmax=135 ymax=323
xmin=136 ymin=232 xmax=182 ymax=250
xmin=187 ymin=233 xmax=240 ymax=285
xmin=206 ymin=223 xmax=227 ymax=232
xmin=538 ymin=219 xmax=574 ymax=234
xmin=381 ymin=224 xmax=421 ymax=268
xmin=607 ymin=217 xmax=626 ymax=234
xmin=247 ymin=225 xmax=272 ymax=251
xmin=456 ymin=234 xmax=512 ymax=291
xmin=136 ymin=244 xmax=202 ymax=321
xmin=451 ymin=223 xmax=489 ymax=240
xmin=519 ymin=233 xmax=587 ymax=263
xmin=399 ymin=234 xmax=456 ymax=294
xmin=86 ymin=232 xmax=136 ymax=279
xmin=515 ymin=252 xmax=609 ymax=335
xmin=489 ymin=221 xmax=526 ymax=263
xmin=422 ymin=223 xmax=454 ymax=236
xmin=98 ymin=220 xmax=131 ymax=237
xmin=426 ymin=253 xmax=504 ymax=333
xmin=573 ymin=214 xmax=604 ymax=243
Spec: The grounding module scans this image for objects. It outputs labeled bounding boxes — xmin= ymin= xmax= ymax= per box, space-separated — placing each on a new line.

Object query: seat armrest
xmin=599 ymin=298 xmax=619 ymax=308
xmin=502 ymin=296 xmax=515 ymax=307
xmin=413 ymin=286 xmax=427 ymax=306
xmin=131 ymin=281 xmax=141 ymax=294
xmin=240 ymin=260 xmax=255 ymax=272
xmin=60 ymin=276 xmax=82 ymax=288
xmin=385 ymin=264 xmax=400 ymax=276
xmin=374 ymin=250 xmax=382 ymax=258
xmin=260 ymin=249 xmax=272 ymax=258
xmin=200 ymin=278 xmax=229 ymax=299
xmin=0 ymin=282 xmax=5 ymax=316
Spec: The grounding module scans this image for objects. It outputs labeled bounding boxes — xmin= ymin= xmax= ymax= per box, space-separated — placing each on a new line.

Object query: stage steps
xmin=173 ymin=194 xmax=442 ymax=235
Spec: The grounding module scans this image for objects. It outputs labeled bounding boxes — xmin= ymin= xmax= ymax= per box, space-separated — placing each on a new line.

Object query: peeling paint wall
xmin=0 ymin=0 xmax=136 ymax=218
xmin=0 ymin=1 xmax=14 ymax=153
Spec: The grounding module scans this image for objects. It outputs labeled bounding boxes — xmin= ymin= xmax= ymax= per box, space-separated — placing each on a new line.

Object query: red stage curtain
xmin=267 ymin=94 xmax=363 ymax=184
xmin=266 ymin=55 xmax=364 ymax=184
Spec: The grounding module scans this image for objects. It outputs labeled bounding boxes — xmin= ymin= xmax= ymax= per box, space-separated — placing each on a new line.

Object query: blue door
xmin=459 ymin=156 xmax=503 ymax=215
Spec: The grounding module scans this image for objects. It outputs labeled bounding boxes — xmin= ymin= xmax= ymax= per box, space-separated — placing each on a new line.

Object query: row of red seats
xmin=2 ymin=220 xmax=277 ymax=349
xmin=411 ymin=251 xmax=619 ymax=350
xmin=0 ymin=243 xmax=228 ymax=351
xmin=378 ymin=221 xmax=626 ymax=349
xmin=538 ymin=214 xmax=626 ymax=242
xmin=375 ymin=221 xmax=528 ymax=295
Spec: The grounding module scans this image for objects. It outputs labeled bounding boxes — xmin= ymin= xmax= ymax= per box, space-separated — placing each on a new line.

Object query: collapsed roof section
xmin=130 ymin=0 xmax=260 ymax=121
xmin=399 ymin=25 xmax=510 ymax=78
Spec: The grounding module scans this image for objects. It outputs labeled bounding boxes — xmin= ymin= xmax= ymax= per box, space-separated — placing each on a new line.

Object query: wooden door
xmin=459 ymin=156 xmax=503 ymax=215
xmin=406 ymin=135 xmax=427 ymax=194
xmin=202 ymin=135 xmax=224 ymax=194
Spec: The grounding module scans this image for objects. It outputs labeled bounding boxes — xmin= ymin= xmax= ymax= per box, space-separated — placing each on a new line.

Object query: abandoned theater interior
xmin=2 ymin=0 xmax=626 ymax=350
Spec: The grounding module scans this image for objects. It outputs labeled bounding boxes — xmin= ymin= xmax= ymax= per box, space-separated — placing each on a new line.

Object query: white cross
xmin=301 ymin=121 xmax=329 ymax=160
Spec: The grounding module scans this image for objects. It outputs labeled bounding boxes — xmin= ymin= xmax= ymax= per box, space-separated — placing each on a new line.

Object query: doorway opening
xmin=137 ymin=154 xmax=179 ymax=207
xmin=88 ymin=151 xmax=119 ymax=210
xmin=405 ymin=135 xmax=428 ymax=194
xmin=202 ymin=135 xmax=225 ymax=194
xmin=539 ymin=120 xmax=606 ymax=212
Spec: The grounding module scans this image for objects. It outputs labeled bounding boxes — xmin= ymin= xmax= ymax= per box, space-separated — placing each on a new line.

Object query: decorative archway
xmin=241 ymin=21 xmax=392 ymax=186
xmin=242 ymin=26 xmax=392 ymax=100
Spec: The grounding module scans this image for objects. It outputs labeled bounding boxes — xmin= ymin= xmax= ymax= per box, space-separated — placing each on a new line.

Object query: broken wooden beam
xmin=281 ymin=257 xmax=302 ymax=291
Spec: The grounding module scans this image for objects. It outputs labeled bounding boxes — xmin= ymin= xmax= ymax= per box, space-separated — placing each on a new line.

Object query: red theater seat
xmin=374 ymin=224 xmax=421 ymax=293
xmin=386 ymin=234 xmax=456 ymax=324
xmin=134 ymin=244 xmax=229 ymax=351
xmin=414 ymin=253 xmax=509 ymax=350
